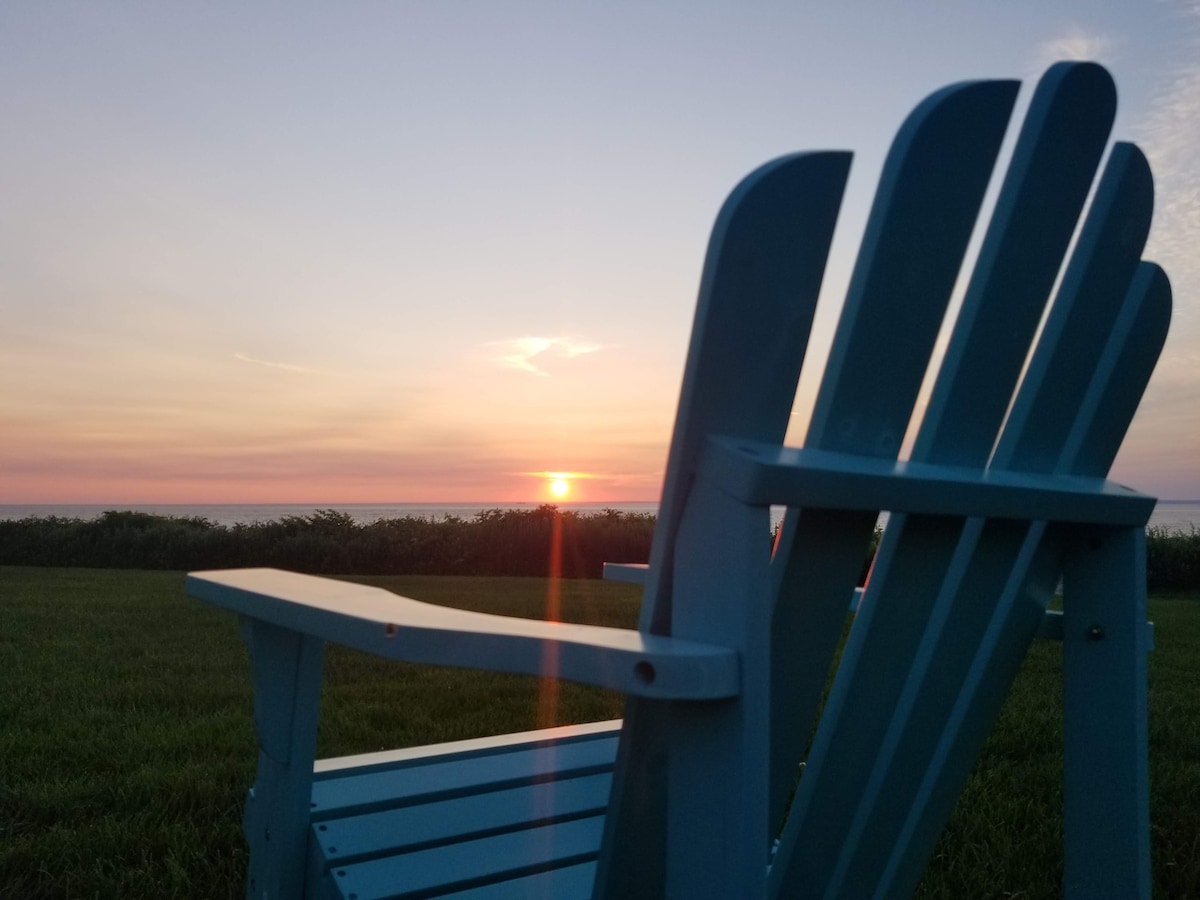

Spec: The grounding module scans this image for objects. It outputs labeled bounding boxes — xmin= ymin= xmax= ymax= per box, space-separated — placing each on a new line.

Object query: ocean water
xmin=1 ymin=500 xmax=1197 ymax=532
xmin=0 ymin=501 xmax=661 ymax=528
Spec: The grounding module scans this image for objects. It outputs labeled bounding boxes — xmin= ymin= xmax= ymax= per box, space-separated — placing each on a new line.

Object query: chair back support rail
xmin=187 ymin=60 xmax=1170 ymax=900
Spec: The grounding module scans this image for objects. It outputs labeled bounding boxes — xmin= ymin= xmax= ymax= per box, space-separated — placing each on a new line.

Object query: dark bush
xmin=1146 ymin=526 xmax=1200 ymax=592
xmin=2 ymin=510 xmax=1191 ymax=590
xmin=0 ymin=507 xmax=655 ymax=579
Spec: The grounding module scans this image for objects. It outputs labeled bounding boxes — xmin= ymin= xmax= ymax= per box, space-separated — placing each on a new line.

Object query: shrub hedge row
xmin=1146 ymin=526 xmax=1200 ymax=593
xmin=1 ymin=509 xmax=1195 ymax=590
xmin=0 ymin=507 xmax=655 ymax=580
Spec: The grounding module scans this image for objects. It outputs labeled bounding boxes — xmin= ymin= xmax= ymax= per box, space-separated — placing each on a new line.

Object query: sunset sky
xmin=2 ymin=2 xmax=1197 ymax=505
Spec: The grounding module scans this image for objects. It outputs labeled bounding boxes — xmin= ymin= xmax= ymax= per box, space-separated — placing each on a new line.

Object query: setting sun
xmin=530 ymin=470 xmax=598 ymax=501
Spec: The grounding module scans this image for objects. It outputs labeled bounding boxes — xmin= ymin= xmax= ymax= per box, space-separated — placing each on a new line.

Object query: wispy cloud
xmin=234 ymin=352 xmax=322 ymax=374
xmin=1032 ymin=26 xmax=1117 ymax=71
xmin=1121 ymin=1 xmax=1200 ymax=497
xmin=1137 ymin=5 xmax=1200 ymax=299
xmin=488 ymin=336 xmax=604 ymax=376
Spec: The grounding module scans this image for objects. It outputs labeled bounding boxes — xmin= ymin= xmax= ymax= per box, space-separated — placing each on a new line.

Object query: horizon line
xmin=0 ymin=499 xmax=665 ymax=507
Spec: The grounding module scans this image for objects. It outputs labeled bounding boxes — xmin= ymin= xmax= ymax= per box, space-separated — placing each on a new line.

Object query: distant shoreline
xmin=0 ymin=501 xmax=663 ymax=529
xmin=1 ymin=499 xmax=1197 ymax=532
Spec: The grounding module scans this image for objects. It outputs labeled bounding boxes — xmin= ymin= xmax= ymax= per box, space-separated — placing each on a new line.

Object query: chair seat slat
xmin=314 ymin=721 xmax=622 ymax=780
xmin=328 ymin=816 xmax=604 ymax=900
xmin=434 ymin=861 xmax=597 ymax=899
xmin=311 ymin=773 xmax=611 ymax=863
xmin=310 ymin=735 xmax=618 ymax=820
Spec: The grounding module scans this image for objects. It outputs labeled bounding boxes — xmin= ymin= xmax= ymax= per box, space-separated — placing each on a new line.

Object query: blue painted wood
xmin=310 ymin=774 xmax=612 ymax=864
xmin=873 ymin=264 xmax=1171 ymax=897
xmin=302 ymin=726 xmax=619 ymax=898
xmin=1034 ymin=609 xmax=1154 ymax=646
xmin=763 ymin=75 xmax=1019 ymax=838
xmin=804 ymin=78 xmax=1017 ymax=457
xmin=187 ymin=569 xmax=738 ymax=701
xmin=309 ymin=735 xmax=618 ymax=819
xmin=994 ymin=144 xmax=1155 ymax=473
xmin=701 ymin=438 xmax=1156 ymax=524
xmin=596 ymin=150 xmax=852 ymax=898
xmin=600 ymin=561 xmax=648 ymax=584
xmin=913 ymin=61 xmax=1115 ymax=467
xmin=1055 ymin=262 xmax=1169 ymax=898
xmin=662 ymin=477 xmax=774 ymax=897
xmin=657 ymin=76 xmax=1025 ymax=899
xmin=765 ymin=506 xmax=880 ymax=833
xmin=1062 ymin=528 xmax=1152 ymax=899
xmin=632 ymin=76 xmax=1021 ymax=897
xmin=1064 ymin=262 xmax=1173 ymax=478
xmin=240 ymin=619 xmax=324 ymax=900
xmin=863 ymin=172 xmax=1168 ymax=898
xmin=312 ymin=720 xmax=621 ymax=780
xmin=330 ymin=816 xmax=604 ymax=900
xmin=878 ymin=150 xmax=1166 ymax=897
xmin=434 ymin=862 xmax=597 ymax=899
xmin=636 ymin=149 xmax=852 ymax=636
xmin=770 ymin=65 xmax=1154 ymax=899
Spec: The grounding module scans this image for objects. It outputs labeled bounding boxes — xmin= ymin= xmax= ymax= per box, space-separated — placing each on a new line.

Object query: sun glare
xmin=549 ymin=478 xmax=570 ymax=498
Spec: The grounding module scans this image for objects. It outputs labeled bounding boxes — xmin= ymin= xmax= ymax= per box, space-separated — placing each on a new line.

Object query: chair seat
xmin=299 ymin=722 xmax=620 ymax=899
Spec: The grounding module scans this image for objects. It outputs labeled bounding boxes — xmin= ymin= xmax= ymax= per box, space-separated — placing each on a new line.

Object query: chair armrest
xmin=702 ymin=436 xmax=1156 ymax=525
xmin=187 ymin=568 xmax=738 ymax=700
xmin=602 ymin=562 xmax=649 ymax=585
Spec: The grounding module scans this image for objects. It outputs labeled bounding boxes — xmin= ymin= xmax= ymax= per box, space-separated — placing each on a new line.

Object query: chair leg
xmin=240 ymin=618 xmax=325 ymax=900
xmin=1061 ymin=526 xmax=1151 ymax=900
xmin=663 ymin=480 xmax=773 ymax=899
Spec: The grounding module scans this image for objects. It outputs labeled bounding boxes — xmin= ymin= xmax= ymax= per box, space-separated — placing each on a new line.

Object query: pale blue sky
xmin=2 ymin=2 xmax=1196 ymax=502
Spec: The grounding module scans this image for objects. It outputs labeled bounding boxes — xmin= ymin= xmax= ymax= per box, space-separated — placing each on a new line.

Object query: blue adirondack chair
xmin=188 ymin=61 xmax=1170 ymax=899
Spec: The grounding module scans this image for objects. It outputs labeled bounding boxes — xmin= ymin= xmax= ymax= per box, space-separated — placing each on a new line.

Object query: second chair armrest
xmin=602 ymin=562 xmax=649 ymax=584
xmin=187 ymin=568 xmax=739 ymax=701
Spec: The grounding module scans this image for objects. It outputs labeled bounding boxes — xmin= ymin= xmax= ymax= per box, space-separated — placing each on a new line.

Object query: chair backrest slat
xmin=766 ymin=63 xmax=1119 ymax=834
xmin=1068 ymin=261 xmax=1172 ymax=478
xmin=764 ymin=77 xmax=1018 ymax=832
xmin=596 ymin=151 xmax=850 ymax=900
xmin=994 ymin=142 xmax=1155 ymax=474
xmin=878 ymin=259 xmax=1171 ymax=899
xmin=914 ymin=61 xmax=1116 ymax=468
xmin=769 ymin=113 xmax=1162 ymax=898
xmin=805 ymin=78 xmax=1018 ymax=458
xmin=638 ymin=151 xmax=852 ymax=636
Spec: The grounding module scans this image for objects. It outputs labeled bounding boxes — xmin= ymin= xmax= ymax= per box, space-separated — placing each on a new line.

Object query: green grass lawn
xmin=2 ymin=566 xmax=1197 ymax=898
